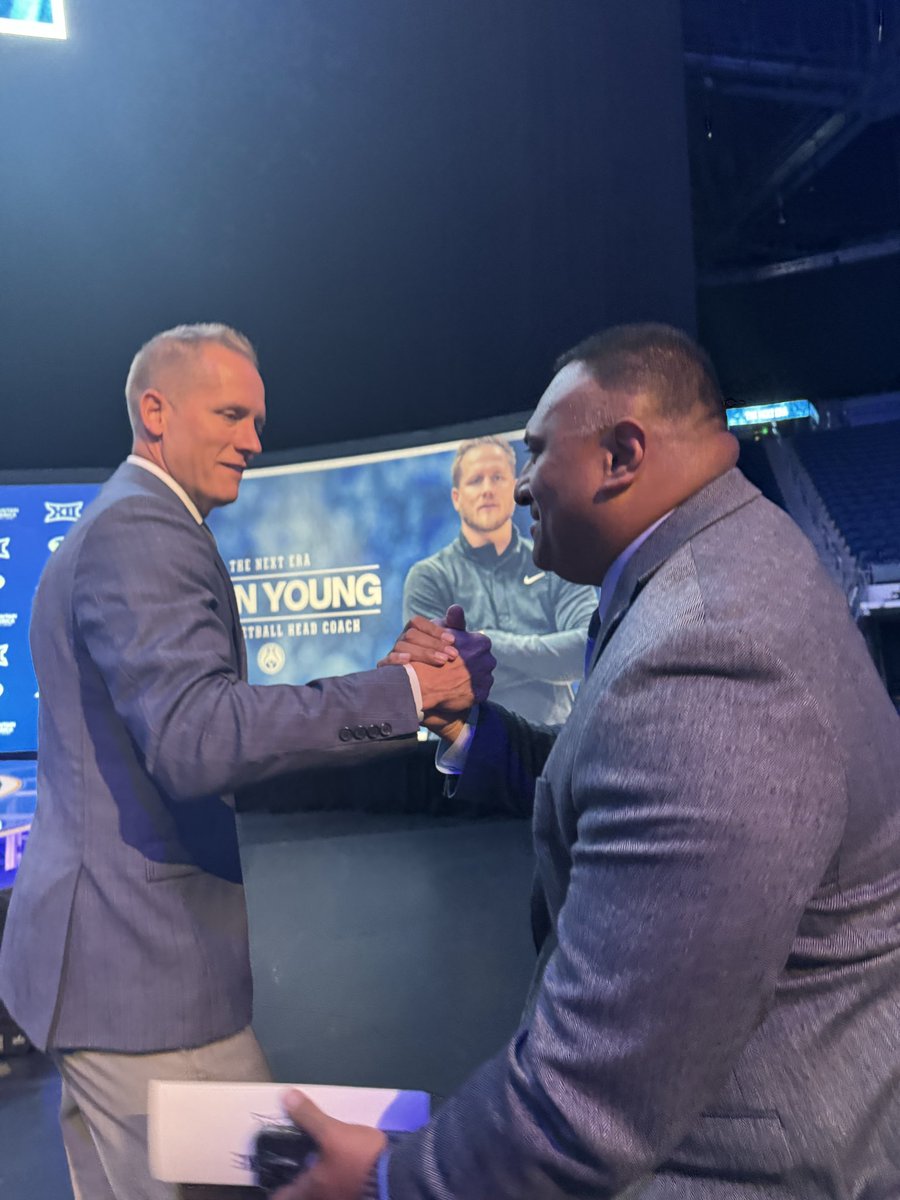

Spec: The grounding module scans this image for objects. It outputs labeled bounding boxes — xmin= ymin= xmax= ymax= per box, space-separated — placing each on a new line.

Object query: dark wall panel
xmin=0 ymin=0 xmax=694 ymax=469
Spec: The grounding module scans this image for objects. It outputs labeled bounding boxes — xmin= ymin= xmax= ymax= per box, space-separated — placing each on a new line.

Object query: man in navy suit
xmin=0 ymin=324 xmax=493 ymax=1200
xmin=278 ymin=324 xmax=900 ymax=1198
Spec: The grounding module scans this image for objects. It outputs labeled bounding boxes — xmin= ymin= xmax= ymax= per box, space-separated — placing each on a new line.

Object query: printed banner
xmin=0 ymin=485 xmax=100 ymax=753
xmin=208 ymin=435 xmax=531 ymax=684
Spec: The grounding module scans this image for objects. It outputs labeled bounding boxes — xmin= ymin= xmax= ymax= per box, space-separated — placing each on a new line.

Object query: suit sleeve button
xmin=367 ymin=724 xmax=380 ymax=739
xmin=353 ymin=725 xmax=367 ymax=740
xmin=339 ymin=727 xmax=353 ymax=742
xmin=380 ymin=722 xmax=393 ymax=737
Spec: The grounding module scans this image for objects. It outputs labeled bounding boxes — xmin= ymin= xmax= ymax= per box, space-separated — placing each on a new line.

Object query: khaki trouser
xmin=56 ymin=1025 xmax=270 ymax=1200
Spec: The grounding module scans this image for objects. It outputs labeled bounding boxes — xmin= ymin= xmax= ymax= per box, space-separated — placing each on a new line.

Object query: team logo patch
xmin=523 ymin=572 xmax=546 ymax=586
xmin=44 ymin=501 xmax=83 ymax=524
xmin=47 ymin=536 xmax=65 ymax=553
xmin=257 ymin=642 xmax=286 ymax=676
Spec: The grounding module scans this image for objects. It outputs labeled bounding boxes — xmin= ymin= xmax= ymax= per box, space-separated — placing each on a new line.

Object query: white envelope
xmin=148 ymin=1079 xmax=430 ymax=1185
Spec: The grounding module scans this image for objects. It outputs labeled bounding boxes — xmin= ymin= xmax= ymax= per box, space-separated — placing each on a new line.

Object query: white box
xmin=148 ymin=1080 xmax=430 ymax=1186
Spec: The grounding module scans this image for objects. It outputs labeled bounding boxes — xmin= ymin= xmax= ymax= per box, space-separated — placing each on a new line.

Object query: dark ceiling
xmin=686 ymin=1 xmax=900 ymax=406
xmin=686 ymin=0 xmax=900 ymax=274
xmin=2 ymin=1 xmax=899 ymax=472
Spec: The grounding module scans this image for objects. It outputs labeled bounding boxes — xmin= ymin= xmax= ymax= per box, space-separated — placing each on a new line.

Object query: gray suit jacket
xmin=0 ymin=463 xmax=419 ymax=1053
xmin=387 ymin=469 xmax=900 ymax=1197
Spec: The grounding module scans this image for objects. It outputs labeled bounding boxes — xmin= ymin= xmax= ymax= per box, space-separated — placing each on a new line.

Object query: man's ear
xmin=598 ymin=419 xmax=645 ymax=494
xmin=450 ymin=487 xmax=461 ymax=514
xmin=138 ymin=389 xmax=166 ymax=439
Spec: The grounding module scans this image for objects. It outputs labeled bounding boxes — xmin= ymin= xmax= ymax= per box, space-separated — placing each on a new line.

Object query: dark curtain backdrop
xmin=0 ymin=0 xmax=695 ymax=470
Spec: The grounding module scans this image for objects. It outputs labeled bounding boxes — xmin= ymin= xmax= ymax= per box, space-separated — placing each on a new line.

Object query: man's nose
xmin=238 ymin=422 xmax=262 ymax=458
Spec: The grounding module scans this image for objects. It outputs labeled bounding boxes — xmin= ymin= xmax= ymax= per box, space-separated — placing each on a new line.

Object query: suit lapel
xmin=117 ymin=463 xmax=248 ymax=680
xmin=202 ymin=525 xmax=247 ymax=681
xmin=213 ymin=550 xmax=247 ymax=681
xmin=587 ymin=468 xmax=761 ymax=673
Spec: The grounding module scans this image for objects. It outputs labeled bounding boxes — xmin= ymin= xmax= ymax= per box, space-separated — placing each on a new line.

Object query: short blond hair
xmin=451 ymin=435 xmax=517 ymax=489
xmin=125 ymin=323 xmax=258 ymax=433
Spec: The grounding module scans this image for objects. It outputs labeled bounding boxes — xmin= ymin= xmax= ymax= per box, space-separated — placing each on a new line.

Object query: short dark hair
xmin=554 ymin=323 xmax=727 ymax=427
xmin=451 ymin=435 xmax=517 ymax=489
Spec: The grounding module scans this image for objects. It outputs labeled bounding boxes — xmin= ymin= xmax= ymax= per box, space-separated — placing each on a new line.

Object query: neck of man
xmin=595 ymin=428 xmax=740 ymax=582
xmin=130 ymin=437 xmax=165 ymax=473
xmin=461 ymin=518 xmax=513 ymax=554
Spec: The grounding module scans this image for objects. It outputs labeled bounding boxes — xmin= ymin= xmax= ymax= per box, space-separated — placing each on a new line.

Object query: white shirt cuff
xmin=435 ymin=705 xmax=478 ymax=775
xmin=403 ymin=664 xmax=424 ymax=722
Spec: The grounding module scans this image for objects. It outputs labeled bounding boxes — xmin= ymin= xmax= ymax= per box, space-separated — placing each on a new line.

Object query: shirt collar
xmin=458 ymin=523 xmax=519 ymax=564
xmin=126 ymin=454 xmax=204 ymax=525
xmin=597 ymin=510 xmax=673 ymax=625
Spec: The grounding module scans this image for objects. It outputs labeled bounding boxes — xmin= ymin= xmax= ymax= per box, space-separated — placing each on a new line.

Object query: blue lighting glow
xmin=0 ymin=0 xmax=67 ymax=40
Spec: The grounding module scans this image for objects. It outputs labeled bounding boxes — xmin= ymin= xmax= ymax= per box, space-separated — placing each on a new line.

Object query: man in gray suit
xmin=278 ymin=324 xmax=900 ymax=1198
xmin=0 ymin=324 xmax=493 ymax=1200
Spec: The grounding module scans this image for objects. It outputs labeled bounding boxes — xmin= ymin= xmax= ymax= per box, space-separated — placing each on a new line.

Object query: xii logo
xmin=44 ymin=501 xmax=84 ymax=524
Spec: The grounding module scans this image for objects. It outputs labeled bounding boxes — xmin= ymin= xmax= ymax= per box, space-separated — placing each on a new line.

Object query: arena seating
xmin=792 ymin=421 xmax=900 ymax=568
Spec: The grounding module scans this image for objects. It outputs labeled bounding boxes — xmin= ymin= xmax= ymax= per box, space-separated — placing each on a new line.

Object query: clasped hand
xmin=379 ymin=605 xmax=495 ymax=741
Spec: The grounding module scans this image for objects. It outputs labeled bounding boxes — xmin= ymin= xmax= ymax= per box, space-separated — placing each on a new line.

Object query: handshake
xmin=378 ymin=604 xmax=496 ymax=742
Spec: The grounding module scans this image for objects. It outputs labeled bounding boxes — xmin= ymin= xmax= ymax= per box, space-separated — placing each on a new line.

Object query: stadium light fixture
xmin=0 ymin=0 xmax=67 ymax=40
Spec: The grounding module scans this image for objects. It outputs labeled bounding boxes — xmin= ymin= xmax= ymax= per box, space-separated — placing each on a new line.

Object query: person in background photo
xmin=0 ymin=323 xmax=493 ymax=1200
xmin=403 ymin=434 xmax=596 ymax=726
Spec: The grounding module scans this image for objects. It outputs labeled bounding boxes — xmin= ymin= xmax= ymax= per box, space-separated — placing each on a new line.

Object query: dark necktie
xmin=584 ymin=607 xmax=601 ymax=677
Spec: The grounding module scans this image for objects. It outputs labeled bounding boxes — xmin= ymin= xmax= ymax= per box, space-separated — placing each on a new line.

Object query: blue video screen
xmin=0 ymin=758 xmax=36 ymax=888
xmin=0 ymin=484 xmax=101 ymax=754
xmin=726 ymin=400 xmax=818 ymax=429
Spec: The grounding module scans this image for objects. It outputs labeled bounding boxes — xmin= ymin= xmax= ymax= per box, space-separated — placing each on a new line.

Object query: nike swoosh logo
xmin=523 ymin=572 xmax=546 ymax=585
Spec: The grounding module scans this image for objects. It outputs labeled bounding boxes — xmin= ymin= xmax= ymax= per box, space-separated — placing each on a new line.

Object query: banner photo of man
xmin=207 ymin=431 xmax=596 ymax=725
xmin=403 ymin=435 xmax=596 ymax=725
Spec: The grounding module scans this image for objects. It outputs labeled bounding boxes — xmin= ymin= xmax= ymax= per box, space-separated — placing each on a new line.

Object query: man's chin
xmin=469 ymin=516 xmax=512 ymax=535
xmin=207 ymin=487 xmax=240 ymax=512
xmin=530 ymin=540 xmax=549 ymax=571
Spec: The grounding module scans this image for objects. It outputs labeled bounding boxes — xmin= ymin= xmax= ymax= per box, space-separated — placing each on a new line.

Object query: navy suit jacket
xmin=0 ymin=462 xmax=419 ymax=1052
xmin=385 ymin=469 xmax=900 ymax=1197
